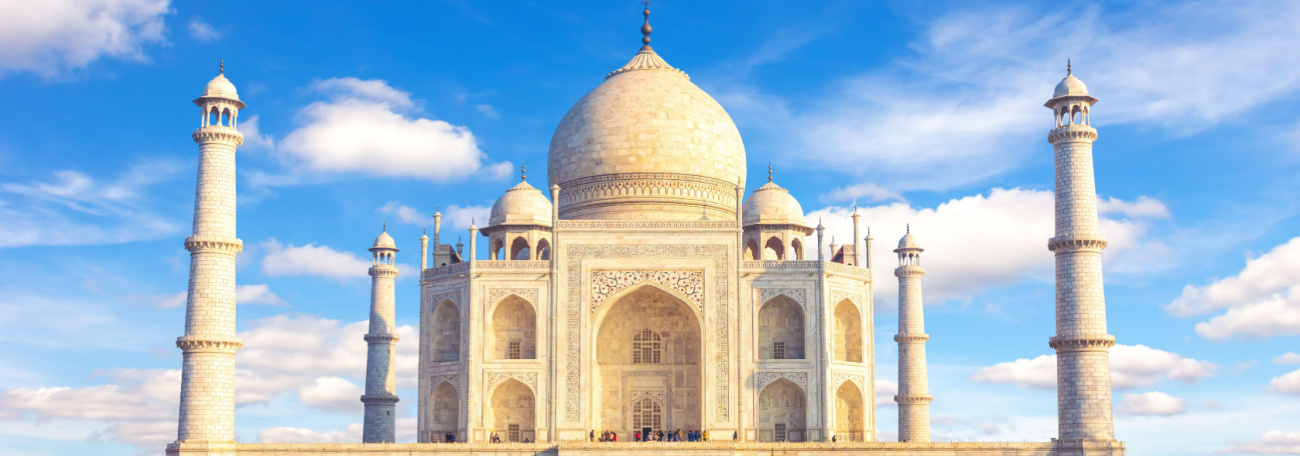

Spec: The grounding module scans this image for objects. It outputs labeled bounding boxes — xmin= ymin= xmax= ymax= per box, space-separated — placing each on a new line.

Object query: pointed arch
xmin=833 ymin=299 xmax=863 ymax=363
xmin=510 ymin=237 xmax=530 ymax=260
xmin=758 ymin=295 xmax=804 ymax=360
xmin=489 ymin=238 xmax=504 ymax=260
xmin=488 ymin=378 xmax=535 ymax=442
xmin=758 ymin=378 xmax=806 ymax=442
xmin=745 ymin=238 xmax=760 ymax=261
xmin=535 ymin=238 xmax=551 ymax=260
xmin=764 ymin=236 xmax=785 ymax=260
xmin=429 ymin=381 xmax=459 ymax=438
xmin=834 ymin=380 xmax=865 ymax=442
xmin=491 ymin=295 xmax=536 ymax=360
xmin=791 ymin=237 xmax=804 ymax=260
xmin=431 ymin=300 xmax=461 ymax=362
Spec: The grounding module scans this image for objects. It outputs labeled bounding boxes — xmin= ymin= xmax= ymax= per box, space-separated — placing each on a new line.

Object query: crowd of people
xmin=590 ymin=429 xmax=720 ymax=442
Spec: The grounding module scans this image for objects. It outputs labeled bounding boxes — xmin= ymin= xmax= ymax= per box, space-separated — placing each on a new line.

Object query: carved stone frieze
xmin=591 ymin=270 xmax=704 ymax=312
xmin=756 ymin=371 xmax=808 ymax=392
xmin=486 ymin=288 xmax=539 ymax=307
xmin=756 ymin=288 xmax=807 ymax=309
xmin=485 ymin=371 xmax=538 ymax=393
xmin=833 ymin=372 xmax=866 ymax=391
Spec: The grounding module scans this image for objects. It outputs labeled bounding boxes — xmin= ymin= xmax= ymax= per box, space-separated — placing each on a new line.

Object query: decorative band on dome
xmin=606 ymin=48 xmax=688 ymax=80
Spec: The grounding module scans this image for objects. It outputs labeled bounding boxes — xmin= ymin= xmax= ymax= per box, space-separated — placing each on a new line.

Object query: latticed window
xmin=774 ymin=423 xmax=787 ymax=442
xmin=773 ymin=341 xmax=786 ymax=360
xmin=508 ymin=340 xmax=521 ymax=360
xmin=632 ymin=329 xmax=661 ymax=364
xmin=632 ymin=398 xmax=662 ymax=430
xmin=508 ymin=424 xmax=520 ymax=442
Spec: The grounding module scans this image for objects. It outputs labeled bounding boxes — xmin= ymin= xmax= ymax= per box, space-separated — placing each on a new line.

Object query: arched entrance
xmin=431 ymin=301 xmax=461 ymax=362
xmin=428 ymin=381 xmax=459 ymax=440
xmin=488 ymin=379 xmax=535 ymax=442
xmin=758 ymin=295 xmax=804 ymax=360
xmin=835 ymin=381 xmax=864 ymax=442
xmin=593 ymin=285 xmax=702 ymax=436
xmin=757 ymin=378 xmax=806 ymax=442
xmin=833 ymin=299 xmax=863 ymax=363
xmin=491 ymin=296 xmax=536 ymax=360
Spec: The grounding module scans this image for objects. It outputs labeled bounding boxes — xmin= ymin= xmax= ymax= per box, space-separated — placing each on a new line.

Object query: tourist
xmin=703 ymin=430 xmax=709 ymax=441
xmin=590 ymin=430 xmax=594 ymax=442
xmin=612 ymin=431 xmax=618 ymax=442
xmin=733 ymin=431 xmax=738 ymax=441
xmin=635 ymin=430 xmax=641 ymax=442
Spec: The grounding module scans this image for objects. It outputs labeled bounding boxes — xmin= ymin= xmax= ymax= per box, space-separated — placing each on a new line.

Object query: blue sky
xmin=1 ymin=0 xmax=1299 ymax=455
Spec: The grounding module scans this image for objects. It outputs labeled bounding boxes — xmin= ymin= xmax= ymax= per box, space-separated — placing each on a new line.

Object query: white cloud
xmin=1099 ymin=196 xmax=1171 ymax=220
xmin=972 ymin=344 xmax=1216 ymax=391
xmin=236 ymin=284 xmax=286 ymax=306
xmin=1166 ymin=237 xmax=1300 ymax=316
xmin=0 ymin=161 xmax=186 ymax=248
xmin=820 ymin=183 xmax=903 ymax=204
xmin=809 ymin=188 xmax=1162 ymax=306
xmin=236 ymin=114 xmax=276 ymax=150
xmin=720 ymin=1 xmax=1300 ymax=191
xmin=1195 ymin=289 xmax=1300 ymax=342
xmin=444 ymin=204 xmax=491 ymax=231
xmin=0 ymin=368 xmax=179 ymax=449
xmin=276 ymin=77 xmax=509 ymax=181
xmin=1117 ymin=391 xmax=1186 ymax=416
xmin=297 ymin=376 xmax=362 ymax=414
xmin=258 ymin=423 xmax=362 ymax=444
xmin=0 ymin=0 xmax=169 ymax=77
xmin=187 ymin=17 xmax=220 ymax=42
xmin=1275 ymin=353 xmax=1300 ymax=365
xmin=475 ymin=104 xmax=500 ymax=119
xmin=875 ymin=378 xmax=898 ymax=408
xmin=260 ymin=239 xmax=371 ymax=280
xmin=1268 ymin=369 xmax=1300 ymax=396
xmin=379 ymin=201 xmax=429 ymax=226
xmin=1221 ymin=430 xmax=1300 ymax=455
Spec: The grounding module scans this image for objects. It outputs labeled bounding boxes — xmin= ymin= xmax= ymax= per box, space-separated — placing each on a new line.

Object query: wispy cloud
xmin=972 ymin=344 xmax=1216 ymax=391
xmin=0 ymin=160 xmax=186 ymax=248
xmin=0 ymin=0 xmax=170 ymax=78
xmin=187 ymin=17 xmax=220 ymax=42
xmin=1117 ymin=391 xmax=1187 ymax=416
xmin=1165 ymin=236 xmax=1300 ymax=341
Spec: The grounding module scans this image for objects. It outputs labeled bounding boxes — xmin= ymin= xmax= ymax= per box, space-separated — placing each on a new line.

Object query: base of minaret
xmin=361 ymin=394 xmax=400 ymax=443
xmin=894 ymin=395 xmax=932 ymax=443
xmin=165 ymin=440 xmax=238 ymax=456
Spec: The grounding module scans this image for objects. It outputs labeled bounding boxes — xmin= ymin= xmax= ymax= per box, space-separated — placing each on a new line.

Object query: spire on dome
xmin=1067 ymin=58 xmax=1072 ymax=76
xmin=606 ymin=1 xmax=686 ymax=80
xmin=219 ymin=59 xmax=224 ymax=74
xmin=521 ymin=163 xmax=527 ymax=181
xmin=641 ymin=0 xmax=653 ymax=48
xmin=768 ymin=162 xmax=773 ymax=182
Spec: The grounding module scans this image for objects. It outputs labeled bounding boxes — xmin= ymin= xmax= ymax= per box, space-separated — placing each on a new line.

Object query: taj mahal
xmin=167 ymin=5 xmax=1125 ymax=456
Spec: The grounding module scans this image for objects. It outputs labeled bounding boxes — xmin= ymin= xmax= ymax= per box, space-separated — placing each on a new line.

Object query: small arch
xmin=491 ymin=295 xmax=536 ymax=360
xmin=489 ymin=238 xmax=504 ymax=261
xmin=631 ymin=397 xmax=663 ymax=430
xmin=1071 ymin=105 xmax=1081 ymax=125
xmin=222 ymin=108 xmax=232 ymax=127
xmin=758 ymin=295 xmax=804 ymax=360
xmin=758 ymin=378 xmax=806 ymax=442
xmin=431 ymin=300 xmax=461 ymax=362
xmin=631 ymin=328 xmax=662 ymax=364
xmin=833 ymin=299 xmax=863 ymax=363
xmin=764 ymin=236 xmax=785 ymax=261
xmin=535 ymin=238 xmax=551 ymax=260
xmin=488 ymin=378 xmax=535 ymax=442
xmin=834 ymin=381 xmax=864 ymax=442
xmin=429 ymin=381 xmax=459 ymax=439
xmin=745 ymin=239 xmax=760 ymax=261
xmin=791 ymin=238 xmax=804 ymax=260
xmin=510 ymin=237 xmax=530 ymax=260
xmin=208 ymin=107 xmax=220 ymax=127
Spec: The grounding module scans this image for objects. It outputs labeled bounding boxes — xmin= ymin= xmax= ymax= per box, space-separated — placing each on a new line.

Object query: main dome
xmin=547 ymin=46 xmax=747 ymax=220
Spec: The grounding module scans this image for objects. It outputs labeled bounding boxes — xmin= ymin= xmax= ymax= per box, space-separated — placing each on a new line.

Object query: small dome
xmin=372 ymin=230 xmax=397 ymax=250
xmin=1053 ymin=74 xmax=1089 ymax=98
xmin=897 ymin=232 xmax=922 ymax=250
xmin=743 ymin=181 xmax=806 ymax=227
xmin=489 ymin=180 xmax=553 ymax=227
xmin=202 ymin=73 xmax=240 ymax=100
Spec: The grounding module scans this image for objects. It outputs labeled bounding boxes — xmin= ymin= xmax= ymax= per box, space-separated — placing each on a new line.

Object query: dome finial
xmin=383 ymin=222 xmax=387 ymax=232
xmin=219 ymin=59 xmax=224 ymax=74
xmin=521 ymin=163 xmax=526 ymax=182
xmin=1067 ymin=59 xmax=1072 ymax=76
xmin=768 ymin=162 xmax=773 ymax=182
xmin=640 ymin=0 xmax=653 ymax=48
xmin=907 ymin=223 xmax=910 ymax=234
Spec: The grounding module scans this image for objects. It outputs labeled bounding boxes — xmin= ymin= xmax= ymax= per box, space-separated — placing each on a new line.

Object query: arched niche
xmin=536 ymin=238 xmax=551 ymax=260
xmin=833 ymin=299 xmax=863 ymax=363
xmin=758 ymin=295 xmax=804 ymax=360
xmin=593 ymin=285 xmax=701 ymax=436
xmin=835 ymin=381 xmax=864 ymax=442
xmin=431 ymin=301 xmax=461 ymax=362
xmin=510 ymin=237 xmax=530 ymax=260
xmin=745 ymin=239 xmax=760 ymax=261
xmin=791 ymin=238 xmax=804 ymax=260
xmin=764 ymin=236 xmax=785 ymax=260
xmin=488 ymin=378 xmax=535 ymax=442
xmin=757 ymin=378 xmax=806 ymax=442
xmin=491 ymin=295 xmax=536 ymax=360
xmin=429 ymin=381 xmax=459 ymax=439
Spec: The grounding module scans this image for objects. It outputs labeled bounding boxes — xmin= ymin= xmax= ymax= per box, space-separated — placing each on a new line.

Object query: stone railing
xmin=742 ymin=261 xmax=871 ymax=280
xmin=422 ymin=262 xmax=470 ymax=280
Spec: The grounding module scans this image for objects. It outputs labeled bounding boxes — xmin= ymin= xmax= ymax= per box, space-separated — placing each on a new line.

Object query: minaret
xmin=1045 ymin=62 xmax=1117 ymax=447
xmin=420 ymin=229 xmax=429 ymax=270
xmin=893 ymin=225 xmax=932 ymax=443
xmin=851 ymin=207 xmax=861 ymax=266
xmin=172 ymin=62 xmax=246 ymax=453
xmin=864 ymin=228 xmax=874 ymax=269
xmin=362 ymin=226 xmax=400 ymax=443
